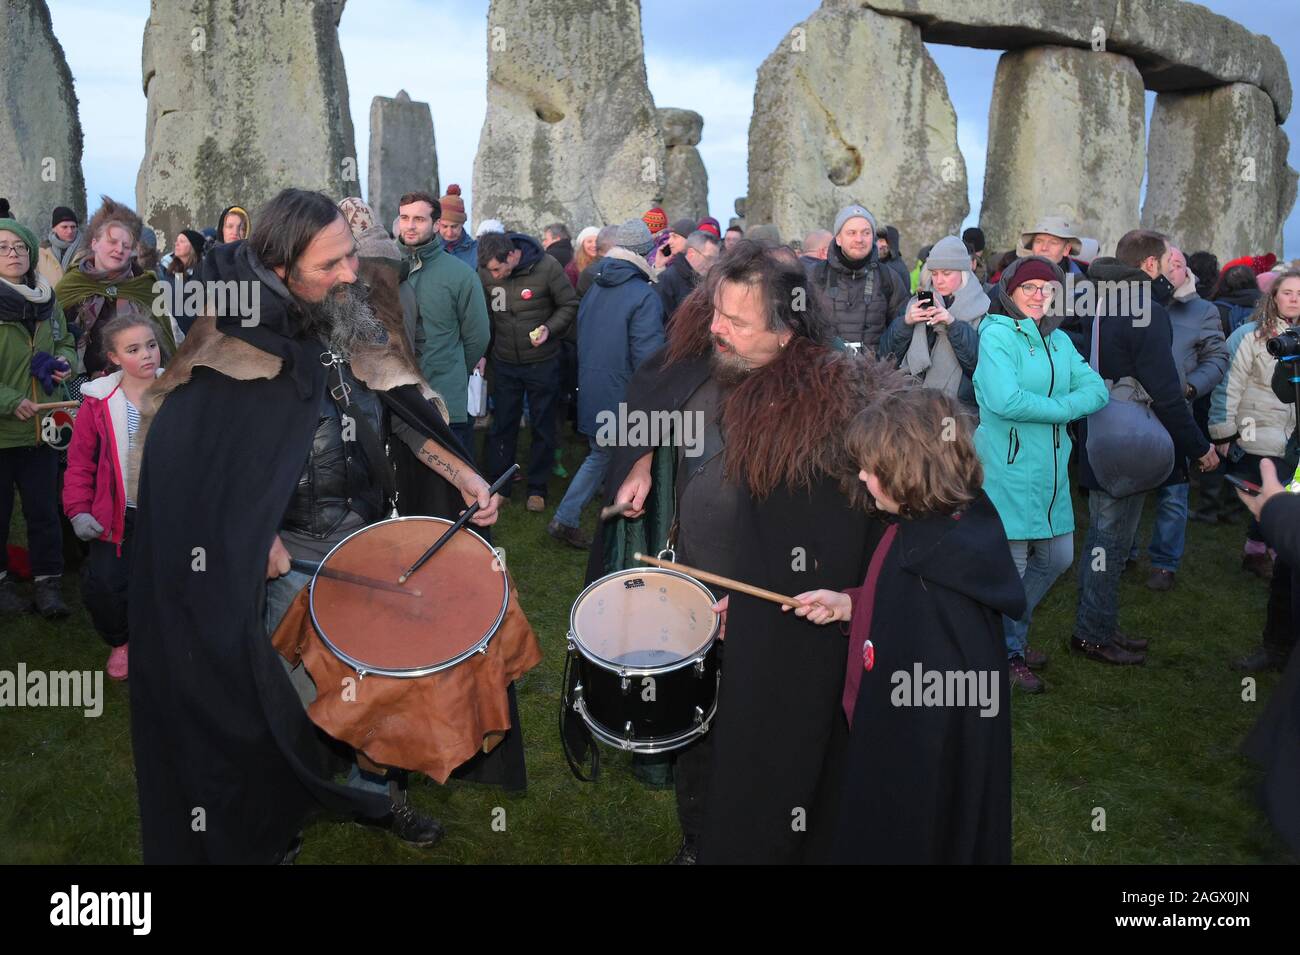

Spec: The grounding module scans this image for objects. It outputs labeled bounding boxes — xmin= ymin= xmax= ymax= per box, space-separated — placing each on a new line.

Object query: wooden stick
xmin=632 ymin=552 xmax=802 ymax=608
xmin=32 ymin=401 xmax=79 ymax=411
xmin=397 ymin=463 xmax=518 ymax=584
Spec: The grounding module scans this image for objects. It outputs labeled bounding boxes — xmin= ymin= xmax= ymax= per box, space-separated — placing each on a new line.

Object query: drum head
xmin=571 ymin=568 xmax=718 ymax=670
xmin=310 ymin=517 xmax=508 ymax=676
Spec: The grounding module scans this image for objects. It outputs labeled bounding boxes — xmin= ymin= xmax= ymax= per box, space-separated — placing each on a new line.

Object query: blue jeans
xmin=1128 ymin=482 xmax=1189 ymax=572
xmin=1075 ymin=489 xmax=1145 ymax=644
xmin=1004 ymin=534 xmax=1074 ymax=659
xmin=553 ymin=437 xmax=611 ymax=529
xmin=265 ymin=568 xmax=392 ymax=798
xmin=486 ymin=356 xmax=560 ymax=498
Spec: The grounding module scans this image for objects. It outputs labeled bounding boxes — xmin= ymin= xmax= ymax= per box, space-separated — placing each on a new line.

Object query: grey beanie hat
xmin=925 ymin=235 xmax=973 ymax=272
xmin=833 ymin=203 xmax=876 ymax=237
xmin=614 ymin=218 xmax=654 ymax=256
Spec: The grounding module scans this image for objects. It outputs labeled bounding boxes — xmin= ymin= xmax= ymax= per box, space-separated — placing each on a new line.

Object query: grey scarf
xmin=902 ymin=274 xmax=989 ymax=397
xmin=46 ymin=229 xmax=79 ymax=271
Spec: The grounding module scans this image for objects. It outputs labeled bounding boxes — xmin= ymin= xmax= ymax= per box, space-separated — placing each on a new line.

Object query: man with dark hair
xmin=398 ymin=191 xmax=490 ymax=454
xmin=583 ymin=239 xmax=904 ymax=864
xmin=37 ymin=205 xmax=80 ymax=286
xmin=963 ymin=226 xmax=987 ymax=283
xmin=875 ymin=224 xmax=910 ymax=289
xmin=724 ymin=224 xmax=744 ymax=250
xmin=1069 ymin=228 xmax=1218 ymax=666
xmin=478 ymin=229 xmax=579 ymax=511
xmin=542 ymin=222 xmax=579 ymax=287
xmin=128 ymin=188 xmax=502 ymax=863
xmin=656 ymin=230 xmax=720 ymax=324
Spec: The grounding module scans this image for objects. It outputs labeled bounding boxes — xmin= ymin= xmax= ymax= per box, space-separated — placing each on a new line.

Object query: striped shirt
xmin=125 ymin=397 xmax=140 ymax=509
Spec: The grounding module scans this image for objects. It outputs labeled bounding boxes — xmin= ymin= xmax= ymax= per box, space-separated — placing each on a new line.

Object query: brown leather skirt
xmin=271 ymin=584 xmax=542 ymax=783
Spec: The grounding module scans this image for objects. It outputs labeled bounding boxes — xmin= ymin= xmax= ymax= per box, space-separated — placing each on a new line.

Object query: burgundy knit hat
xmin=1004 ymin=257 xmax=1060 ymax=294
xmin=697 ymin=216 xmax=722 ymax=238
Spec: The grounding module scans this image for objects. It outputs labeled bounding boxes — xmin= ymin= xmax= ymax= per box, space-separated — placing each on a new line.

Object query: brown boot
xmin=1070 ymin=635 xmax=1145 ymax=665
xmin=1111 ymin=629 xmax=1149 ymax=652
xmin=1146 ymin=569 xmax=1175 ymax=591
xmin=1008 ymin=657 xmax=1045 ymax=693
xmin=1023 ymin=646 xmax=1049 ymax=670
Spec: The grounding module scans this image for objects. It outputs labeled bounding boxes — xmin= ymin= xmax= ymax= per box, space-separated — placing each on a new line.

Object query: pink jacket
xmin=62 ymin=370 xmax=157 ymax=550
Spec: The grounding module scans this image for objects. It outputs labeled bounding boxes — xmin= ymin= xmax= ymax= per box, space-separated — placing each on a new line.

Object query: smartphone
xmin=917 ymin=290 xmax=934 ymax=308
xmin=1225 ymin=474 xmax=1262 ymax=496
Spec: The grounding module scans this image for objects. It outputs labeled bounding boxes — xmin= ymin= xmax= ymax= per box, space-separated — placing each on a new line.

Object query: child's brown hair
xmin=100 ymin=314 xmax=158 ymax=357
xmin=845 ymin=389 xmax=983 ymax=517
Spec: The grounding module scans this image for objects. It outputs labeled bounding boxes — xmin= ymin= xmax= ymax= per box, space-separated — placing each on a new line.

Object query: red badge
xmin=521 ymin=288 xmax=533 ymax=300
xmin=863 ymin=639 xmax=875 ymax=672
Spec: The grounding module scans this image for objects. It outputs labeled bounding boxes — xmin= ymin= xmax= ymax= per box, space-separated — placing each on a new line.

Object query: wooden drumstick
xmin=31 ymin=401 xmax=79 ymax=411
xmin=599 ymin=500 xmax=633 ymax=521
xmin=632 ymin=552 xmax=802 ymax=608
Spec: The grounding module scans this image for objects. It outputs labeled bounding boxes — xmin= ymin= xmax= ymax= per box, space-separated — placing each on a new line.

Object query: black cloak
xmin=127 ymin=241 xmax=474 ymax=863
xmin=586 ymin=348 xmax=883 ymax=864
xmin=833 ymin=491 xmax=1025 ymax=864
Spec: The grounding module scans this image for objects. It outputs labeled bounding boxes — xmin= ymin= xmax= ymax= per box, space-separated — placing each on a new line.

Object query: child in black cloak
xmin=789 ymin=389 xmax=1026 ymax=863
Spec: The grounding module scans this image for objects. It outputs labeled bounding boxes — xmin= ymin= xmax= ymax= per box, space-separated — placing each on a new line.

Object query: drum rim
xmin=309 ymin=515 xmax=509 ymax=678
xmin=572 ymin=678 xmax=720 ymax=754
xmin=568 ymin=566 xmax=719 ymax=676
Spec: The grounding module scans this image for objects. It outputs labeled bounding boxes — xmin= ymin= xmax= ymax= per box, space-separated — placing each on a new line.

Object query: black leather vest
xmin=281 ymin=362 xmax=386 ymax=541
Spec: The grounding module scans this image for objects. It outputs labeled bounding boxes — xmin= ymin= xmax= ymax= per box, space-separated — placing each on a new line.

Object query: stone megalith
xmin=135 ymin=0 xmax=358 ymax=244
xmin=980 ymin=46 xmax=1145 ymax=258
xmin=472 ymin=0 xmax=665 ymax=234
xmin=658 ymin=108 xmax=707 ymax=222
xmin=368 ymin=90 xmax=439 ymax=231
xmin=747 ymin=3 xmax=967 ymax=264
xmin=0 ymin=0 xmax=86 ymax=232
xmin=1143 ymin=83 xmax=1298 ymax=258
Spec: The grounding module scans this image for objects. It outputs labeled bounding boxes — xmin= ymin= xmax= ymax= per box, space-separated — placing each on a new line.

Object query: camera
xmin=1266 ymin=327 xmax=1300 ymax=358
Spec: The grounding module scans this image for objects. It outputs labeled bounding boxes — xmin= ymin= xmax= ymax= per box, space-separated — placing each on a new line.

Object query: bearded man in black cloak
xmin=582 ymin=240 xmax=905 ymax=863
xmin=126 ymin=189 xmax=501 ymax=863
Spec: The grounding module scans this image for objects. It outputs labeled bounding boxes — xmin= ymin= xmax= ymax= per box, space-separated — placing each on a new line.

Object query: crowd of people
xmin=1 ymin=180 xmax=1298 ymax=865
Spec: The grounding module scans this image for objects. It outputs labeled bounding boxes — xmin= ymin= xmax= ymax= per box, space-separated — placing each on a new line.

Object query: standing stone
xmin=747 ymin=4 xmax=966 ymax=264
xmin=0 ymin=0 xmax=86 ymax=232
xmin=369 ymin=90 xmax=439 ymax=231
xmin=136 ymin=0 xmax=358 ymax=243
xmin=658 ymin=108 xmax=707 ymax=221
xmin=1143 ymin=84 xmax=1297 ymax=258
xmin=981 ymin=46 xmax=1145 ymax=258
xmin=473 ymin=0 xmax=665 ymax=234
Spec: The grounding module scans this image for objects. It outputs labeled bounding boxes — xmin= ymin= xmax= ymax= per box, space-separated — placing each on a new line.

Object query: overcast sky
xmin=48 ymin=0 xmax=1300 ymax=254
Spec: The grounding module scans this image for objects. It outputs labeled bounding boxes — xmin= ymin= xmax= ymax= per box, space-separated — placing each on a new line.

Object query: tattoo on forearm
xmin=418 ymin=442 xmax=462 ymax=484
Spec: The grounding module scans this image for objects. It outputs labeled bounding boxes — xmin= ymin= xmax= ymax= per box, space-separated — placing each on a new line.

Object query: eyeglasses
xmin=0 ymin=243 xmax=30 ymax=257
xmin=1017 ymin=283 xmax=1053 ymax=299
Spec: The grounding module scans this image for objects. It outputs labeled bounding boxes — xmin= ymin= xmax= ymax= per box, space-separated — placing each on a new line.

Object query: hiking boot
xmin=526 ymin=494 xmax=546 ymax=513
xmin=1023 ymin=646 xmax=1048 ymax=670
xmin=31 ymin=577 xmax=69 ymax=619
xmin=1146 ymin=569 xmax=1175 ymax=592
xmin=1008 ymin=657 xmax=1045 ymax=693
xmin=1242 ymin=552 xmax=1274 ymax=580
xmin=1231 ymin=643 xmax=1288 ymax=673
xmin=0 ymin=578 xmax=29 ymax=615
xmin=1188 ymin=507 xmax=1219 ymax=525
xmin=667 ymin=835 xmax=699 ymax=865
xmin=106 ymin=644 xmax=129 ymax=681
xmin=547 ymin=519 xmax=591 ymax=550
xmin=359 ymin=799 xmax=445 ymax=848
xmin=1070 ymin=635 xmax=1145 ymax=665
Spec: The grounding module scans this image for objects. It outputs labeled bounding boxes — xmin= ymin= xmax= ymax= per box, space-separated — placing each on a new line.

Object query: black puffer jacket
xmin=804 ymin=241 xmax=908 ymax=353
xmin=479 ymin=233 xmax=579 ymax=365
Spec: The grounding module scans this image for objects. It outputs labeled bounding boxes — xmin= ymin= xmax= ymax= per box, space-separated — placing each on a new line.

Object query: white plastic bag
xmin=467 ymin=368 xmax=487 ymax=417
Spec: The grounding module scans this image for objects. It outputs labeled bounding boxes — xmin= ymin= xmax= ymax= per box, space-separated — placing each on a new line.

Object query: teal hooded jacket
xmin=973 ymin=311 xmax=1108 ymax=540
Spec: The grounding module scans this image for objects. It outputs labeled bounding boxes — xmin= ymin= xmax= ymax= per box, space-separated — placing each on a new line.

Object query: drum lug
xmin=693 ymin=657 xmax=705 ymax=678
xmin=476 ymin=644 xmax=488 ymax=655
xmin=566 ymin=632 xmax=576 ymax=653
xmin=620 ymin=675 xmax=631 ymax=694
xmin=622 ymin=721 xmax=635 ymax=750
xmin=693 ymin=705 xmax=704 ymax=725
xmin=572 ymin=682 xmax=584 ymax=707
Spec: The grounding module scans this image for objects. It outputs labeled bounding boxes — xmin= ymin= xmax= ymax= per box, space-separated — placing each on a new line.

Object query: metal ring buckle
xmin=657 ymin=547 xmax=676 ymax=563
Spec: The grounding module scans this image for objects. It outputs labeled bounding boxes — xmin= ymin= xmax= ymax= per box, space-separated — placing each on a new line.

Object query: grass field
xmin=0 ymin=426 xmax=1293 ymax=864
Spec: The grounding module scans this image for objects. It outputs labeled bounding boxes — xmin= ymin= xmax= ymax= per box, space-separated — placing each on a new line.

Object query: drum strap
xmin=327 ymin=356 xmax=398 ymax=508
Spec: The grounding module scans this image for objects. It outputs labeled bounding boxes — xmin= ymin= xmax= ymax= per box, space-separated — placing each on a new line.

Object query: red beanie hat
xmin=643 ymin=207 xmax=667 ymax=234
xmin=1222 ymin=253 xmax=1277 ymax=276
xmin=1005 ymin=258 xmax=1060 ymax=294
